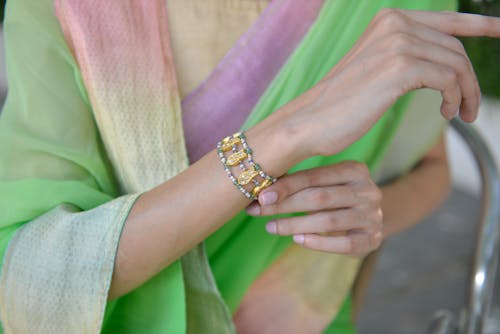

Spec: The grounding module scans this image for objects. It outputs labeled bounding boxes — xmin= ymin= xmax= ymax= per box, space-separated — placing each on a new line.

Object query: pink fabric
xmin=55 ymin=0 xmax=189 ymax=191
xmin=181 ymin=0 xmax=325 ymax=162
xmin=56 ymin=0 xmax=324 ymax=167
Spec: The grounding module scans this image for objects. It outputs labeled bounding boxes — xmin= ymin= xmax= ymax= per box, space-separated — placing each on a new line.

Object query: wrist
xmin=244 ymin=115 xmax=307 ymax=178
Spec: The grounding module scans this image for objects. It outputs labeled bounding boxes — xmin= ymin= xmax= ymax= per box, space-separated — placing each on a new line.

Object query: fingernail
xmin=260 ymin=191 xmax=278 ymax=206
xmin=266 ymin=221 xmax=277 ymax=234
xmin=293 ymin=234 xmax=305 ymax=245
xmin=246 ymin=202 xmax=260 ymax=216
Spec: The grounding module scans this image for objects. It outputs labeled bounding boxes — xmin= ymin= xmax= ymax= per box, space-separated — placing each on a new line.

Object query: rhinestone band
xmin=217 ymin=132 xmax=277 ymax=200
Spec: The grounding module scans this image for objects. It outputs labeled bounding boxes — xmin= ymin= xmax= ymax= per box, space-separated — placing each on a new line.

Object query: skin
xmin=108 ymin=9 xmax=500 ymax=302
xmin=234 ymin=135 xmax=451 ymax=333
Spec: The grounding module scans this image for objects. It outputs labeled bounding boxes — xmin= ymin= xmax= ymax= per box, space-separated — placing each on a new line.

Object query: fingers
xmin=265 ymin=208 xmax=377 ymax=236
xmin=397 ymin=9 xmax=500 ymax=38
xmin=244 ymin=162 xmax=383 ymax=257
xmin=376 ymin=8 xmax=500 ymax=38
xmin=247 ymin=177 xmax=381 ymax=217
xmin=246 ymin=164 xmax=379 ymax=217
xmin=264 ymin=208 xmax=384 ymax=257
xmin=386 ymin=32 xmax=480 ymax=121
xmin=405 ymin=19 xmax=469 ymax=58
xmin=254 ymin=185 xmax=357 ymax=216
xmin=389 ymin=56 xmax=462 ymax=120
xmin=293 ymin=230 xmax=384 ymax=257
xmin=369 ymin=9 xmax=481 ymax=122
xmin=245 ymin=161 xmax=369 ymax=212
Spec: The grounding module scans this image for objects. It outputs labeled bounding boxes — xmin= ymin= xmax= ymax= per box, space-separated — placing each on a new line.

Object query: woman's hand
xmin=279 ymin=9 xmax=500 ymax=157
xmin=246 ymin=161 xmax=383 ymax=257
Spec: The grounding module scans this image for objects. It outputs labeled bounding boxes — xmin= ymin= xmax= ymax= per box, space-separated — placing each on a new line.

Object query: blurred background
xmin=0 ymin=0 xmax=497 ymax=333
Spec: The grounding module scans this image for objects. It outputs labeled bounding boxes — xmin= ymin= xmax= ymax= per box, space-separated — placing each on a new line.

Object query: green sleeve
xmin=0 ymin=0 xmax=119 ymax=266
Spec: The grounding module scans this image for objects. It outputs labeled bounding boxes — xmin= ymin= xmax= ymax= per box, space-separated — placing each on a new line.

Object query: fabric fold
xmin=55 ymin=0 xmax=189 ymax=194
xmin=0 ymin=194 xmax=140 ymax=333
xmin=182 ymin=0 xmax=324 ymax=162
xmin=54 ymin=0 xmax=236 ymax=332
xmin=0 ymin=0 xmax=458 ymax=332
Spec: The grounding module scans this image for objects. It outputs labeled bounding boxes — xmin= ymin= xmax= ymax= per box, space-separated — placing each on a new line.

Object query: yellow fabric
xmin=166 ymin=0 xmax=270 ymax=98
xmin=0 ymin=195 xmax=140 ymax=333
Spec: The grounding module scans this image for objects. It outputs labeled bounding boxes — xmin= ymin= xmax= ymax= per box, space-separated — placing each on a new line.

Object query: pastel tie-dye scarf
xmin=55 ymin=0 xmax=323 ymax=332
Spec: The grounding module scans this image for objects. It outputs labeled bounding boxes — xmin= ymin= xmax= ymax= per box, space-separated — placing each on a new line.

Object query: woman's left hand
xmin=246 ymin=161 xmax=384 ymax=257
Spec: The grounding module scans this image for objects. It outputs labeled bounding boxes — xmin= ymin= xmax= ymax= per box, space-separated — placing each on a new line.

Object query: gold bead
xmin=221 ymin=136 xmax=242 ymax=152
xmin=252 ymin=179 xmax=273 ymax=197
xmin=238 ymin=167 xmax=258 ymax=185
xmin=226 ymin=149 xmax=247 ymax=166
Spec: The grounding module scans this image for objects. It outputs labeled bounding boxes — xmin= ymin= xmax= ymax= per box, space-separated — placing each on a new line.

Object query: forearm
xmin=108 ymin=109 xmax=308 ymax=300
xmin=380 ymin=134 xmax=451 ymax=237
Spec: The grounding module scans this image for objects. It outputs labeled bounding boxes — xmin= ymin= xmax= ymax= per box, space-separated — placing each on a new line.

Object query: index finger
xmin=256 ymin=161 xmax=368 ymax=206
xmin=397 ymin=9 xmax=500 ymax=37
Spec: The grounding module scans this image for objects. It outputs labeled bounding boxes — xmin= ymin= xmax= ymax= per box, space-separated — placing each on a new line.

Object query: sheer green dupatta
xmin=205 ymin=0 xmax=458 ymax=332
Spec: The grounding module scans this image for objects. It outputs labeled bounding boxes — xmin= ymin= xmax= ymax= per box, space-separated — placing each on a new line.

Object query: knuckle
xmin=305 ymin=168 xmax=322 ymax=187
xmin=376 ymin=8 xmax=394 ymax=18
xmin=325 ymin=212 xmax=339 ymax=229
xmin=376 ymin=8 xmax=405 ymax=28
xmin=338 ymin=160 xmax=357 ymax=171
xmin=344 ymin=186 xmax=358 ymax=205
xmin=451 ymin=37 xmax=466 ymax=55
xmin=337 ymin=161 xmax=355 ymax=179
xmin=456 ymin=54 xmax=470 ymax=71
xmin=341 ymin=161 xmax=369 ymax=180
xmin=374 ymin=208 xmax=384 ymax=225
xmin=309 ymin=188 xmax=331 ymax=207
xmin=351 ymin=208 xmax=365 ymax=225
xmin=277 ymin=182 xmax=289 ymax=199
xmin=352 ymin=161 xmax=370 ymax=178
xmin=389 ymin=32 xmax=412 ymax=53
xmin=279 ymin=174 xmax=294 ymax=195
xmin=392 ymin=54 xmax=413 ymax=72
xmin=443 ymin=68 xmax=458 ymax=86
xmin=357 ymin=182 xmax=382 ymax=206
xmin=370 ymin=187 xmax=383 ymax=204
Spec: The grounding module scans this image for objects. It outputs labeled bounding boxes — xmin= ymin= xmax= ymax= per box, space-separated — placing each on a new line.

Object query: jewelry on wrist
xmin=217 ymin=132 xmax=277 ymax=200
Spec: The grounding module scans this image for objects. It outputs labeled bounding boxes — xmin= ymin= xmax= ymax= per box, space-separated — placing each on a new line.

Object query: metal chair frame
xmin=428 ymin=119 xmax=500 ymax=334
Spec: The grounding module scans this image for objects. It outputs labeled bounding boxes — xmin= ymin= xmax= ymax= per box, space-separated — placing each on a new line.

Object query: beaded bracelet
xmin=217 ymin=132 xmax=277 ymax=200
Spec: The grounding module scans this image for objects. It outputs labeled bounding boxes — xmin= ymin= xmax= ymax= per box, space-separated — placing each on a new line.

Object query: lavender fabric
xmin=181 ymin=0 xmax=324 ymax=163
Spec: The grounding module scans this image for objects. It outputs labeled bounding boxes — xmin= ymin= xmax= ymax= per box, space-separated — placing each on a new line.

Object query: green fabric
xmin=205 ymin=1 xmax=458 ymax=333
xmin=324 ymin=296 xmax=356 ymax=334
xmin=0 ymin=1 xmax=456 ymax=333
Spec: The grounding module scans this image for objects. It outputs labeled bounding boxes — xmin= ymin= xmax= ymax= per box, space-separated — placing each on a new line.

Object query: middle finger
xmin=265 ymin=209 xmax=367 ymax=236
xmin=254 ymin=185 xmax=357 ymax=216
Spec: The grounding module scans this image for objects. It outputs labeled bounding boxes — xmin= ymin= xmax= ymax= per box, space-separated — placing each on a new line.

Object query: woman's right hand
xmin=278 ymin=9 xmax=500 ymax=158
